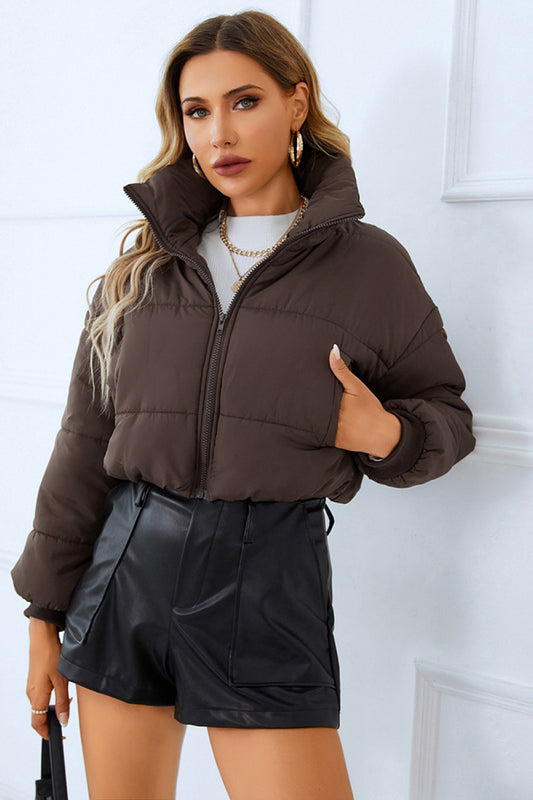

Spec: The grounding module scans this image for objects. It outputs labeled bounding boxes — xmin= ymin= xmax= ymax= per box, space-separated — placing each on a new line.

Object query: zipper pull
xmin=217 ymin=311 xmax=226 ymax=333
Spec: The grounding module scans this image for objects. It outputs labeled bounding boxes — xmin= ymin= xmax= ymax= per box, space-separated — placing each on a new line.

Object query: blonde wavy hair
xmin=86 ymin=10 xmax=351 ymax=414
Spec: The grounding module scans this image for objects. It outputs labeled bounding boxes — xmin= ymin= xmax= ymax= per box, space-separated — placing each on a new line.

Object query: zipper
xmin=123 ymin=184 xmax=361 ymax=499
xmin=192 ymin=224 xmax=315 ymax=498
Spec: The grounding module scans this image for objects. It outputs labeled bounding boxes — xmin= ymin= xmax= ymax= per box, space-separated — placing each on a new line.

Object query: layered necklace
xmin=218 ymin=195 xmax=309 ymax=292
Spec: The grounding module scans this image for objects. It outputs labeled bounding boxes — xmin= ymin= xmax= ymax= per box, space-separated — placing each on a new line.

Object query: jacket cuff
xmin=24 ymin=603 xmax=66 ymax=632
xmin=354 ymin=409 xmax=426 ymax=481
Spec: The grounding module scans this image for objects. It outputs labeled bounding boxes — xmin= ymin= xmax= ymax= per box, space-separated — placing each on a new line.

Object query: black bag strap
xmin=35 ymin=705 xmax=69 ymax=800
xmin=35 ymin=737 xmax=52 ymax=799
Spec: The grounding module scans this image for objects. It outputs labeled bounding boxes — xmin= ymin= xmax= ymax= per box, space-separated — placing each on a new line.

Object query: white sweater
xmin=197 ymin=206 xmax=301 ymax=314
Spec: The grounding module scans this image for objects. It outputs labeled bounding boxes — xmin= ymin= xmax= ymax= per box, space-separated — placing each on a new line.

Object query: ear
xmin=290 ymin=81 xmax=310 ymax=128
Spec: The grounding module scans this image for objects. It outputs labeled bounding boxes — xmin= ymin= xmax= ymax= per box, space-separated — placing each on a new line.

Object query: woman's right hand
xmin=27 ymin=617 xmax=71 ymax=740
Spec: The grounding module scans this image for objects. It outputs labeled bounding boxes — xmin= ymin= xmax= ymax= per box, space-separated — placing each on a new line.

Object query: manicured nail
xmin=59 ymin=713 xmax=69 ymax=727
xmin=332 ymin=343 xmax=340 ymax=360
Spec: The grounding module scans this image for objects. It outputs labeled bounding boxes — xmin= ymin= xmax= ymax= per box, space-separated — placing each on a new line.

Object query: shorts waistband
xmin=133 ymin=481 xmax=335 ymax=535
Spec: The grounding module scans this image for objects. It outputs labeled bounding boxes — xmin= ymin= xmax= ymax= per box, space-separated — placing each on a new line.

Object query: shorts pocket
xmin=64 ymin=480 xmax=150 ymax=644
xmin=302 ymin=500 xmax=334 ymax=620
xmin=227 ymin=502 xmax=336 ymax=688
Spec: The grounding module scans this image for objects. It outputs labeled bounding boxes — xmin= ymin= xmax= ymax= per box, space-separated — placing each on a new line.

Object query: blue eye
xmin=235 ymin=96 xmax=259 ymax=110
xmin=184 ymin=96 xmax=259 ymax=118
xmin=187 ymin=107 xmax=208 ymax=119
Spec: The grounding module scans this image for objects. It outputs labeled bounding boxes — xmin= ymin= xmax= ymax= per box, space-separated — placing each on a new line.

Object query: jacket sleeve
xmin=350 ymin=239 xmax=476 ymax=487
xmin=11 ymin=278 xmax=122 ymax=628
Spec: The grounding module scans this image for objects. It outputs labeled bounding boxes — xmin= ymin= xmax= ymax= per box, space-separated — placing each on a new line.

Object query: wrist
xmin=29 ymin=617 xmax=59 ymax=636
xmin=368 ymin=410 xmax=402 ymax=459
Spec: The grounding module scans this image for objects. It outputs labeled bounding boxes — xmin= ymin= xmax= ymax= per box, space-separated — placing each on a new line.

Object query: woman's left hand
xmin=329 ymin=344 xmax=402 ymax=459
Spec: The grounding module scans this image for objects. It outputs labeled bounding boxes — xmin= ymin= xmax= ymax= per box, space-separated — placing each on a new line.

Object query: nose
xmin=210 ymin=110 xmax=237 ymax=149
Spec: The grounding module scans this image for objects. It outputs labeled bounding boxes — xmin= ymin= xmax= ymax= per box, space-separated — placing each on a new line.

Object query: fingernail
xmin=59 ymin=713 xmax=69 ymax=727
xmin=332 ymin=343 xmax=340 ymax=360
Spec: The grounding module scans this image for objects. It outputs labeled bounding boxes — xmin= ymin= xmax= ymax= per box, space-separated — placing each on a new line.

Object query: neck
xmin=226 ymin=167 xmax=302 ymax=217
xmin=226 ymin=197 xmax=302 ymax=218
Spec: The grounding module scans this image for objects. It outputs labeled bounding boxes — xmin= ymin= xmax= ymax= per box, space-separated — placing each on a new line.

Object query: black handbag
xmin=35 ymin=705 xmax=69 ymax=800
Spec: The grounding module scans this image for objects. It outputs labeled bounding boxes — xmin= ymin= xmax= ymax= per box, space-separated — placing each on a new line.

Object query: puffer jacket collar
xmin=123 ymin=147 xmax=366 ymax=264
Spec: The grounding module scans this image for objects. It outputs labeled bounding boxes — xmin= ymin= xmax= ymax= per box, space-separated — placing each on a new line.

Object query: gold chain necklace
xmin=219 ymin=196 xmax=309 ymax=291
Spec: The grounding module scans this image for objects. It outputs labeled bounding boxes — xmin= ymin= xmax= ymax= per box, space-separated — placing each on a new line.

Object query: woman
xmin=12 ymin=11 xmax=475 ymax=800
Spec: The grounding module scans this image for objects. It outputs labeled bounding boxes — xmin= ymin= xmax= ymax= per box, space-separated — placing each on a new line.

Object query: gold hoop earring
xmin=192 ymin=154 xmax=205 ymax=178
xmin=288 ymin=129 xmax=304 ymax=167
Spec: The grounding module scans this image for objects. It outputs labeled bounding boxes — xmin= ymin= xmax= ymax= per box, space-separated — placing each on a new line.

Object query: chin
xmin=214 ymin=179 xmax=258 ymax=201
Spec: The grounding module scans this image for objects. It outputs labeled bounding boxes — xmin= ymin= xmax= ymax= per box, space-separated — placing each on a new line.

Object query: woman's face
xmin=178 ymin=49 xmax=309 ymax=215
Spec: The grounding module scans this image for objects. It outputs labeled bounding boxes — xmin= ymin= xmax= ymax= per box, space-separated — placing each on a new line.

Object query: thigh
xmin=76 ymin=684 xmax=187 ymax=800
xmin=207 ymin=726 xmax=354 ymax=800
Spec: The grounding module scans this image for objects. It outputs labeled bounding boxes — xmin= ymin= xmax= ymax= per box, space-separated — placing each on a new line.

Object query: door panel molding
xmin=410 ymin=659 xmax=533 ymax=799
xmin=442 ymin=0 xmax=533 ymax=202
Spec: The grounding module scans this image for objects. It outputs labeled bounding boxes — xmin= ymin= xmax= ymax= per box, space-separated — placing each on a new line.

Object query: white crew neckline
xmin=224 ymin=209 xmax=300 ymax=220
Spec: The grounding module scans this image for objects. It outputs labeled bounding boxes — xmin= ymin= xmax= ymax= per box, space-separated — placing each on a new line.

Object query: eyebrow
xmin=180 ymin=84 xmax=264 ymax=106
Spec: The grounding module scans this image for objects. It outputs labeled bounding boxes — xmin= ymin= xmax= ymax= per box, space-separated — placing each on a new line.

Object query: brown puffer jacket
xmin=11 ymin=148 xmax=475 ymax=628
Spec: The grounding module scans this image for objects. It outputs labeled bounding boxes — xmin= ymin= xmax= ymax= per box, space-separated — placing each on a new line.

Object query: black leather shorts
xmin=57 ymin=479 xmax=340 ymax=729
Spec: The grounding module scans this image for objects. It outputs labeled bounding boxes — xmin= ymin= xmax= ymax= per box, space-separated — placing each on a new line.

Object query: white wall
xmin=2 ymin=1 xmax=532 ymax=798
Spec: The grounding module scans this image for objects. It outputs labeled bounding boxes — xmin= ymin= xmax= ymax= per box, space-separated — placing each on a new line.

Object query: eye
xmin=184 ymin=95 xmax=259 ymax=118
xmin=235 ymin=96 xmax=259 ymax=110
xmin=185 ymin=106 xmax=208 ymax=119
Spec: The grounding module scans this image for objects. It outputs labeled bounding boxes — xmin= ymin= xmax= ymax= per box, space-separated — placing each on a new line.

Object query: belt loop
xmin=324 ymin=501 xmax=335 ymax=535
xmin=134 ymin=480 xmax=151 ymax=507
xmin=243 ymin=499 xmax=254 ymax=542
